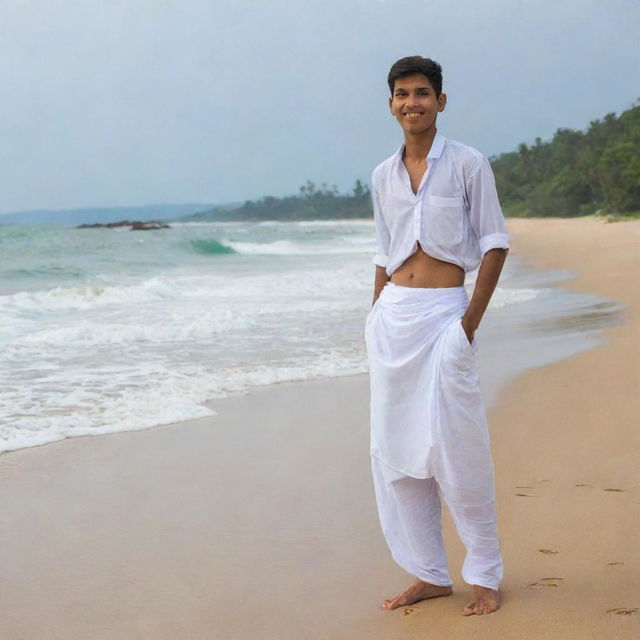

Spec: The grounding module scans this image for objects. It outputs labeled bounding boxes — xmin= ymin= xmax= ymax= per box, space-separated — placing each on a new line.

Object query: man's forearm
xmin=372 ymin=266 xmax=391 ymax=306
xmin=463 ymin=248 xmax=509 ymax=332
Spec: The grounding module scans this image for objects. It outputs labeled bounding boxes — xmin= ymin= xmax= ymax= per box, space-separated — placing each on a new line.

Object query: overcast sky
xmin=0 ymin=0 xmax=638 ymax=214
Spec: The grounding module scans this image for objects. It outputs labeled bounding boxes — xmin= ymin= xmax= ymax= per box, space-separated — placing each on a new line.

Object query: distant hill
xmin=491 ymin=100 xmax=640 ymax=217
xmin=0 ymin=203 xmax=219 ymax=226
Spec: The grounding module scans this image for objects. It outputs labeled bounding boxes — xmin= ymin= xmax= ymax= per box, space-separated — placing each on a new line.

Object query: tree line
xmin=187 ymin=100 xmax=639 ymax=222
xmin=188 ymin=179 xmax=372 ymax=222
xmin=491 ymin=100 xmax=640 ymax=217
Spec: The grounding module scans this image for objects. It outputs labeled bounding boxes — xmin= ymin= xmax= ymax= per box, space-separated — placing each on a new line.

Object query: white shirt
xmin=371 ymin=131 xmax=510 ymax=275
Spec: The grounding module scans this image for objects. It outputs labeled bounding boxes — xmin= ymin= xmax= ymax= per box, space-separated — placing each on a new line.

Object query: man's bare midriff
xmin=389 ymin=241 xmax=465 ymax=288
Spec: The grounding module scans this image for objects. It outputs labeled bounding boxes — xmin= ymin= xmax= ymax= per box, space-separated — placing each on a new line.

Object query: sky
xmin=0 ymin=0 xmax=638 ymax=214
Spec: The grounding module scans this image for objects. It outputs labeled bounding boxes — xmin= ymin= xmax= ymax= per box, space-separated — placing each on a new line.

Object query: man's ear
xmin=438 ymin=93 xmax=447 ymax=112
xmin=388 ymin=96 xmax=394 ymax=115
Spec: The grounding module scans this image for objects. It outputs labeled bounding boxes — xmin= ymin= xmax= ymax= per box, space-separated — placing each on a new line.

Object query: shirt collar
xmin=393 ymin=130 xmax=446 ymax=167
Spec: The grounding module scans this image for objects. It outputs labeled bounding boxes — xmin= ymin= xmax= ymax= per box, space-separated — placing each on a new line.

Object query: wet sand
xmin=1 ymin=217 xmax=638 ymax=639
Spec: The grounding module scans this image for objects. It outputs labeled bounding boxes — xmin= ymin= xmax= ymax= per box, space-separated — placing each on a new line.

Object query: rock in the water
xmin=76 ymin=219 xmax=171 ymax=230
xmin=130 ymin=221 xmax=171 ymax=231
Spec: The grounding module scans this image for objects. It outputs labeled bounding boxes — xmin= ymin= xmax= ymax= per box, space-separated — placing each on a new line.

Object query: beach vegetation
xmin=492 ymin=100 xmax=640 ymax=218
xmin=186 ymin=179 xmax=373 ymax=222
xmin=185 ymin=101 xmax=640 ymax=222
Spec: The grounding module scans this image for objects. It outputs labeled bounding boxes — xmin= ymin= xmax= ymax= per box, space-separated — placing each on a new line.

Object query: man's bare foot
xmin=381 ymin=579 xmax=453 ymax=610
xmin=462 ymin=585 xmax=500 ymax=616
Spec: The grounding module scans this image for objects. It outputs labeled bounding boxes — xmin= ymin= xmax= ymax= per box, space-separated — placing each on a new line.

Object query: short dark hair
xmin=387 ymin=56 xmax=443 ymax=97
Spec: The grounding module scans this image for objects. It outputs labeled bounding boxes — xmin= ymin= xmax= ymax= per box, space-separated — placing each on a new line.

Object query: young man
xmin=364 ymin=56 xmax=509 ymax=616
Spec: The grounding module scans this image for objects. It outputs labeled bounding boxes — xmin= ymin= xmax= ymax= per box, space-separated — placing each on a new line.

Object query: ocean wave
xmin=0 ymin=275 xmax=182 ymax=312
xmin=0 ymin=351 xmax=369 ymax=454
xmin=6 ymin=311 xmax=256 ymax=350
xmin=189 ymin=238 xmax=237 ymax=255
xmin=221 ymin=239 xmax=373 ymax=255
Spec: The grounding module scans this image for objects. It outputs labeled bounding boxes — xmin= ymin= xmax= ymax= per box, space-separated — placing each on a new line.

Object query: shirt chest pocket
xmin=426 ymin=195 xmax=465 ymax=246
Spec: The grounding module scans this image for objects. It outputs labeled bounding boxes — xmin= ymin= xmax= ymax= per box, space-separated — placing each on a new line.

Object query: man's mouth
xmin=404 ymin=113 xmax=423 ymax=118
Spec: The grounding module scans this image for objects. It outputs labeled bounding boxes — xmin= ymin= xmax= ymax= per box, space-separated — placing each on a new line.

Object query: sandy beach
xmin=1 ymin=216 xmax=638 ymax=639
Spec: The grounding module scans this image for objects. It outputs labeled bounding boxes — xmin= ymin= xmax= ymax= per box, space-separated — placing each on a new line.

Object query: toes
xmin=382 ymin=597 xmax=401 ymax=610
xmin=462 ymin=590 xmax=500 ymax=616
xmin=462 ymin=602 xmax=476 ymax=616
xmin=485 ymin=599 xmax=499 ymax=614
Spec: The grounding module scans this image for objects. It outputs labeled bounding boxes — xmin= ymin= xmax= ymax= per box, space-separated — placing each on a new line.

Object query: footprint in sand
xmin=538 ymin=549 xmax=559 ymax=555
xmin=607 ymin=562 xmax=624 ymax=566
xmin=604 ymin=488 xmax=627 ymax=492
xmin=525 ymin=577 xmax=563 ymax=589
xmin=606 ymin=607 xmax=638 ymax=615
xmin=402 ymin=608 xmax=415 ymax=615
xmin=515 ymin=493 xmax=536 ymax=497
xmin=575 ymin=483 xmax=593 ymax=488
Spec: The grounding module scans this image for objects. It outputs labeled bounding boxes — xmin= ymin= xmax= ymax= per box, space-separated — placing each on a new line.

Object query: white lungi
xmin=364 ymin=281 xmax=503 ymax=590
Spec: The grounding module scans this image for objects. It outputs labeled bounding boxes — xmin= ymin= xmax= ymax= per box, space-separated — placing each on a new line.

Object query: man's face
xmin=388 ymin=73 xmax=446 ymax=135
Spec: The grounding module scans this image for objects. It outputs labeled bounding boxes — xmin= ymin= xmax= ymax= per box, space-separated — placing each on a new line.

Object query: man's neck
xmin=402 ymin=127 xmax=437 ymax=163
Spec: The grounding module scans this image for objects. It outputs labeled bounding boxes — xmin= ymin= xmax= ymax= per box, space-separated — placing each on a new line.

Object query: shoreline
xmin=1 ymin=217 xmax=638 ymax=639
xmin=1 ymin=247 xmax=619 ymax=458
xmin=0 ymin=216 xmax=620 ymax=456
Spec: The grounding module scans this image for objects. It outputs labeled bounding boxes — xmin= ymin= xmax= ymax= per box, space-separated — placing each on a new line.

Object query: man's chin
xmin=400 ymin=124 xmax=433 ymax=135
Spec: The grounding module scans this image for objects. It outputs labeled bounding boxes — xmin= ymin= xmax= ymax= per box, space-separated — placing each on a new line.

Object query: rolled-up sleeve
xmin=371 ymin=185 xmax=390 ymax=268
xmin=466 ymin=156 xmax=510 ymax=255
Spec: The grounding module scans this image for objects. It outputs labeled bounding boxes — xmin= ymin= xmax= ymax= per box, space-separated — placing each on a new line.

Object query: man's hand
xmin=461 ymin=316 xmax=475 ymax=345
xmin=464 ymin=247 xmax=509 ymax=339
xmin=372 ymin=265 xmax=391 ymax=306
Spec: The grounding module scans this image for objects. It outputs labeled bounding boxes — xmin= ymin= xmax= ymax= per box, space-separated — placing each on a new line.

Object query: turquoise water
xmin=0 ymin=220 xmax=624 ymax=453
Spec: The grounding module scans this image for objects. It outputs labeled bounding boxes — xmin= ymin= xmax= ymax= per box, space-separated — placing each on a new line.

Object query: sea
xmin=0 ymin=220 xmax=625 ymax=454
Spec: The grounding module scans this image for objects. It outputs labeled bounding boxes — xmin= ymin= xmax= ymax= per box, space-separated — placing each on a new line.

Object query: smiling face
xmin=388 ymin=73 xmax=447 ymax=136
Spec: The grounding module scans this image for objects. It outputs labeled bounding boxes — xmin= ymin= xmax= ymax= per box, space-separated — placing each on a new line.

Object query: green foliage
xmin=492 ymin=100 xmax=640 ymax=218
xmin=192 ymin=180 xmax=372 ymax=222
